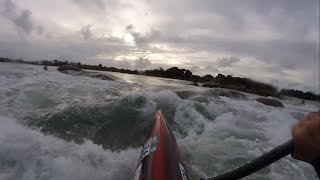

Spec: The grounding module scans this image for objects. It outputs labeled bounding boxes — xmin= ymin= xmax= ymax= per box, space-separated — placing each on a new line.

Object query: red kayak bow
xmin=133 ymin=110 xmax=189 ymax=180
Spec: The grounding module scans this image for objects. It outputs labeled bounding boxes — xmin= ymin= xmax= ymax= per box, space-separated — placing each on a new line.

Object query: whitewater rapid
xmin=0 ymin=63 xmax=318 ymax=180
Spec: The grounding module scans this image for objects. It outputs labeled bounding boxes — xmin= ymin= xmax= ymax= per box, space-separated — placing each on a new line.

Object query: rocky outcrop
xmin=57 ymin=65 xmax=82 ymax=72
xmin=202 ymin=74 xmax=278 ymax=97
xmin=255 ymin=97 xmax=284 ymax=107
xmin=57 ymin=65 xmax=114 ymax=81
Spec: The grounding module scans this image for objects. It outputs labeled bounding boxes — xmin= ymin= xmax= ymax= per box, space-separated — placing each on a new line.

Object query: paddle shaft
xmin=311 ymin=159 xmax=320 ymax=179
xmin=205 ymin=140 xmax=320 ymax=180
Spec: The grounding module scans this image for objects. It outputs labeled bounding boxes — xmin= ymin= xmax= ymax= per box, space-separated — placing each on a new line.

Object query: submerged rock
xmin=57 ymin=65 xmax=82 ymax=72
xmin=255 ymin=97 xmax=284 ymax=107
xmin=175 ymin=90 xmax=199 ymax=99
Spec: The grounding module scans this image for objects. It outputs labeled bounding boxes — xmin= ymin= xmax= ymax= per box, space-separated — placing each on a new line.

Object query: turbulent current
xmin=0 ymin=63 xmax=319 ymax=180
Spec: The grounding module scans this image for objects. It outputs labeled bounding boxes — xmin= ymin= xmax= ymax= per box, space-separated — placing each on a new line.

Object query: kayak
xmin=132 ymin=110 xmax=189 ymax=180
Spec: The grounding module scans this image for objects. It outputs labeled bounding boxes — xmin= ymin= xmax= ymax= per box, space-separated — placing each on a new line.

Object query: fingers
xmin=291 ymin=112 xmax=320 ymax=162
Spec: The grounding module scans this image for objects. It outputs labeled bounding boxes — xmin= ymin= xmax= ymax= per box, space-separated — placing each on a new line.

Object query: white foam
xmin=0 ymin=116 xmax=140 ymax=180
xmin=175 ymin=95 xmax=317 ymax=179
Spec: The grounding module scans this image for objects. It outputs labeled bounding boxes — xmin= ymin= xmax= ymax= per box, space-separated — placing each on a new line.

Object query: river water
xmin=0 ymin=62 xmax=318 ymax=180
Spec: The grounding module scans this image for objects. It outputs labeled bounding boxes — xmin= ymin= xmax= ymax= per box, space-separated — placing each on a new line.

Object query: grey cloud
xmin=149 ymin=0 xmax=318 ymax=22
xmin=132 ymin=30 xmax=161 ymax=48
xmin=125 ymin=24 xmax=161 ymax=48
xmin=36 ymin=26 xmax=43 ymax=35
xmin=2 ymin=0 xmax=15 ymax=15
xmin=103 ymin=56 xmax=153 ymax=70
xmin=216 ymin=57 xmax=240 ymax=67
xmin=1 ymin=0 xmax=42 ymax=35
xmin=146 ymin=0 xmax=318 ymax=69
xmin=0 ymin=35 xmax=129 ymax=63
xmin=80 ymin=24 xmax=92 ymax=40
xmin=214 ymin=40 xmax=319 ymax=71
xmin=152 ymin=33 xmax=318 ymax=72
xmin=73 ymin=0 xmax=106 ymax=11
xmin=133 ymin=57 xmax=152 ymax=70
xmin=13 ymin=10 xmax=33 ymax=34
xmin=126 ymin=24 xmax=134 ymax=31
xmin=100 ymin=57 xmax=154 ymax=70
xmin=103 ymin=58 xmax=155 ymax=70
xmin=108 ymin=60 xmax=131 ymax=69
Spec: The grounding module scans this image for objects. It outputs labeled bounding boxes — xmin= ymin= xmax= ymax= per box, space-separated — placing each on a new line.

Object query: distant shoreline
xmin=1 ymin=57 xmax=319 ymax=101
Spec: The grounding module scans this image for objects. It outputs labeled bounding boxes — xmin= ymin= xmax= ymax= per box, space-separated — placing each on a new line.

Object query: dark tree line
xmin=280 ymin=89 xmax=320 ymax=101
xmin=145 ymin=67 xmax=192 ymax=80
xmin=204 ymin=73 xmax=278 ymax=97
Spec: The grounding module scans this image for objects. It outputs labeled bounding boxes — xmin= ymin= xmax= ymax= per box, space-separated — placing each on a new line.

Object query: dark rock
xmin=57 ymin=65 xmax=82 ymax=72
xmin=255 ymin=97 xmax=284 ymax=108
xmin=193 ymin=80 xmax=199 ymax=86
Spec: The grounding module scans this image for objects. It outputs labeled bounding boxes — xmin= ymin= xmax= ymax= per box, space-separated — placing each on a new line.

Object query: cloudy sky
xmin=0 ymin=0 xmax=319 ymax=92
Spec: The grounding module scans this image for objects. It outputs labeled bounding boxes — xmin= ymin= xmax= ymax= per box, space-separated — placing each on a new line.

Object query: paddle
xmin=203 ymin=140 xmax=320 ymax=180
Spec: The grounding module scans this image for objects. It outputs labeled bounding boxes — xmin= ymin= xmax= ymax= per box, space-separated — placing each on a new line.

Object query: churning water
xmin=0 ymin=63 xmax=318 ymax=180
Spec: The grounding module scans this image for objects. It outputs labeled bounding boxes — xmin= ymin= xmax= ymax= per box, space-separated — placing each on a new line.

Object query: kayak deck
xmin=133 ymin=110 xmax=188 ymax=180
